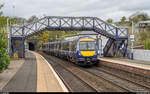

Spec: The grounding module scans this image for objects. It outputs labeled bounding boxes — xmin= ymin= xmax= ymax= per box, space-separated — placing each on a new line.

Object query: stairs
xmin=103 ymin=39 xmax=115 ymax=57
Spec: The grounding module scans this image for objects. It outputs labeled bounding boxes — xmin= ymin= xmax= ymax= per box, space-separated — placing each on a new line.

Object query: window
xmin=79 ymin=41 xmax=96 ymax=51
xmin=70 ymin=41 xmax=76 ymax=51
xmin=62 ymin=42 xmax=69 ymax=51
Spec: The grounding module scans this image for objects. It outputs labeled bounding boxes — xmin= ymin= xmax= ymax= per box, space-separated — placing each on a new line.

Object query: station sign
xmin=130 ymin=35 xmax=134 ymax=41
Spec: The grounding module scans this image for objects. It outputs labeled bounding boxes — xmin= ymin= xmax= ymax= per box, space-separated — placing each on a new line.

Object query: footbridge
xmin=9 ymin=16 xmax=128 ymax=58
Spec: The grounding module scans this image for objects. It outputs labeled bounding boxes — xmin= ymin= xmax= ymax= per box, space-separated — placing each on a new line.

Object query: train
xmin=42 ymin=36 xmax=99 ymax=66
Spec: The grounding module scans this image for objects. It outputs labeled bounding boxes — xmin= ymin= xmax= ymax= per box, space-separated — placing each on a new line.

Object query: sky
xmin=1 ymin=0 xmax=150 ymax=21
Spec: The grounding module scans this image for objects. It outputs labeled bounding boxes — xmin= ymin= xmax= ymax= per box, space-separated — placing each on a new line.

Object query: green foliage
xmin=139 ymin=32 xmax=149 ymax=41
xmin=121 ymin=16 xmax=126 ymax=24
xmin=0 ymin=32 xmax=10 ymax=73
xmin=129 ymin=12 xmax=149 ymax=24
xmin=0 ymin=4 xmax=3 ymax=16
xmin=0 ymin=3 xmax=10 ymax=73
xmin=106 ymin=18 xmax=113 ymax=23
xmin=27 ymin=15 xmax=38 ymax=23
xmin=144 ymin=39 xmax=150 ymax=50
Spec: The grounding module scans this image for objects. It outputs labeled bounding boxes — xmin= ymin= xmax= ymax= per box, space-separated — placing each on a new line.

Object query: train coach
xmin=42 ymin=36 xmax=99 ymax=66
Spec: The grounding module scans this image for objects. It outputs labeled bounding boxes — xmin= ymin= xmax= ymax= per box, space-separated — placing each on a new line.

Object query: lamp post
xmin=7 ymin=18 xmax=10 ymax=55
xmin=12 ymin=4 xmax=15 ymax=18
xmin=131 ymin=20 xmax=134 ymax=59
xmin=129 ymin=12 xmax=140 ymax=60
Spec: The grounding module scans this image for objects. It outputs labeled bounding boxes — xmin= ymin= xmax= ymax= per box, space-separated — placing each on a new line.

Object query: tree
xmin=0 ymin=32 xmax=10 ymax=72
xmin=0 ymin=4 xmax=10 ymax=72
xmin=106 ymin=18 xmax=113 ymax=23
xmin=27 ymin=15 xmax=39 ymax=23
xmin=144 ymin=39 xmax=150 ymax=50
xmin=121 ymin=16 xmax=126 ymax=24
xmin=129 ymin=12 xmax=149 ymax=24
xmin=0 ymin=4 xmax=3 ymax=16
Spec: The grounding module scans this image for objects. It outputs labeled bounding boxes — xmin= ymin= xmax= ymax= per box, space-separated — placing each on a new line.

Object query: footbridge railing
xmin=9 ymin=16 xmax=128 ymax=58
xmin=10 ymin=16 xmax=128 ymax=39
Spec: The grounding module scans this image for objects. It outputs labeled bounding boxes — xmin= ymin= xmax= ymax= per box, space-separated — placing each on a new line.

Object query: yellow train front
xmin=74 ymin=36 xmax=99 ymax=66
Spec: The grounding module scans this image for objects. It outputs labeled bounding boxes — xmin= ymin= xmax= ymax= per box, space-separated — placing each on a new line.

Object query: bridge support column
xmin=10 ymin=37 xmax=25 ymax=58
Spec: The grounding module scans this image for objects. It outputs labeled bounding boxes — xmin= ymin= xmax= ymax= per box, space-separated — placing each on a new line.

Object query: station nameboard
xmin=130 ymin=35 xmax=134 ymax=41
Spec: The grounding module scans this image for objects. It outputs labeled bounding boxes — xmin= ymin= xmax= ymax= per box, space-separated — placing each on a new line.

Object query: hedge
xmin=0 ymin=32 xmax=10 ymax=73
xmin=144 ymin=39 xmax=150 ymax=50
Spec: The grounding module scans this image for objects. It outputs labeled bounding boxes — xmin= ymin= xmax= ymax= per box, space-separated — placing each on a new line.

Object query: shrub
xmin=144 ymin=39 xmax=150 ymax=50
xmin=0 ymin=32 xmax=10 ymax=73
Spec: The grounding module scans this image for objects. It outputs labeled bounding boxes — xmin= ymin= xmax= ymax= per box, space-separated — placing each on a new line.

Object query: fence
xmin=133 ymin=49 xmax=150 ymax=61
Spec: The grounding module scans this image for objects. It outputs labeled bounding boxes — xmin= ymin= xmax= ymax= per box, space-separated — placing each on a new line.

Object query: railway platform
xmin=99 ymin=57 xmax=150 ymax=76
xmin=1 ymin=51 xmax=68 ymax=92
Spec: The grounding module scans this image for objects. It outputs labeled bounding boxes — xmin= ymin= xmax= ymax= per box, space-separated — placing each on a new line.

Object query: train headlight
xmin=78 ymin=52 xmax=81 ymax=56
xmin=98 ymin=50 xmax=100 ymax=55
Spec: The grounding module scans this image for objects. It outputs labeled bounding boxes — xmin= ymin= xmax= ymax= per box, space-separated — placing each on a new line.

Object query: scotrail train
xmin=42 ymin=36 xmax=99 ymax=66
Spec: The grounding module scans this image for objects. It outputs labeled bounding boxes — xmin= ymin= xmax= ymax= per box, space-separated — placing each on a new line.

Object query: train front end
xmin=77 ymin=37 xmax=99 ymax=66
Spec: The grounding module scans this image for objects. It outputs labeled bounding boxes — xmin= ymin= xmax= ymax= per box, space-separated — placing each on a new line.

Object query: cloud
xmin=1 ymin=0 xmax=150 ymax=21
xmin=120 ymin=0 xmax=150 ymax=11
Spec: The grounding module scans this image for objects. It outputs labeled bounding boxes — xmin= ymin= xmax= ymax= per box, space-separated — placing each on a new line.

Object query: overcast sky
xmin=1 ymin=0 xmax=150 ymax=21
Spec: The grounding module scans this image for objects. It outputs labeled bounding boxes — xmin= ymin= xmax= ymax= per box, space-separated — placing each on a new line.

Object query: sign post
xmin=130 ymin=35 xmax=134 ymax=42
xmin=131 ymin=21 xmax=135 ymax=60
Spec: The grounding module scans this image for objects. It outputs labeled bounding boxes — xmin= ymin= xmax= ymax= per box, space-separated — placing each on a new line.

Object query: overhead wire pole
xmin=131 ymin=20 xmax=134 ymax=59
xmin=129 ymin=12 xmax=140 ymax=60
xmin=7 ymin=18 xmax=10 ymax=55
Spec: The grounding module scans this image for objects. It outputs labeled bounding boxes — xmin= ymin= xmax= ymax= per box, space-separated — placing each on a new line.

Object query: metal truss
xmin=10 ymin=16 xmax=128 ymax=39
xmin=103 ymin=39 xmax=128 ymax=57
xmin=9 ymin=16 xmax=129 ymax=57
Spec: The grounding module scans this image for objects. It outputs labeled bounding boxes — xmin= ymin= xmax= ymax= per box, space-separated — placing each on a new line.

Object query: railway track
xmin=41 ymin=53 xmax=97 ymax=92
xmin=40 ymin=52 xmax=132 ymax=92
xmin=83 ymin=67 xmax=150 ymax=92
xmin=94 ymin=67 xmax=150 ymax=91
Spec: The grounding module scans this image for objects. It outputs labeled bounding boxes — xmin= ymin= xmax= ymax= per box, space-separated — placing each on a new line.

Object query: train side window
xmin=64 ymin=42 xmax=67 ymax=51
xmin=70 ymin=41 xmax=76 ymax=51
xmin=49 ymin=44 xmax=50 ymax=49
xmin=47 ymin=44 xmax=48 ymax=49
xmin=62 ymin=42 xmax=68 ymax=51
xmin=59 ymin=43 xmax=61 ymax=50
xmin=66 ymin=42 xmax=69 ymax=51
xmin=54 ymin=44 xmax=56 ymax=50
xmin=51 ymin=44 xmax=53 ymax=50
xmin=62 ymin=43 xmax=65 ymax=50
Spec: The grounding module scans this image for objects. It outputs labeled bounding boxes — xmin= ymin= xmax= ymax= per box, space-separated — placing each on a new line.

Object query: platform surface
xmin=99 ymin=57 xmax=150 ymax=71
xmin=2 ymin=52 xmax=37 ymax=92
xmin=31 ymin=51 xmax=68 ymax=92
xmin=1 ymin=51 xmax=68 ymax=92
xmin=0 ymin=59 xmax=25 ymax=91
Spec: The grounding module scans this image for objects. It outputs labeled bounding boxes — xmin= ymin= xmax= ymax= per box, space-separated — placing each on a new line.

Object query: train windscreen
xmin=79 ymin=41 xmax=96 ymax=51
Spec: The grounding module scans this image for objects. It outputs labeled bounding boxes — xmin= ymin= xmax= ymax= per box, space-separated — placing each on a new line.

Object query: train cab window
xmin=79 ymin=41 xmax=96 ymax=51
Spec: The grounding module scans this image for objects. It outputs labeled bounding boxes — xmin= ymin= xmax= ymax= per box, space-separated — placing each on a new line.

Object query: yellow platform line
xmin=31 ymin=51 xmax=68 ymax=92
